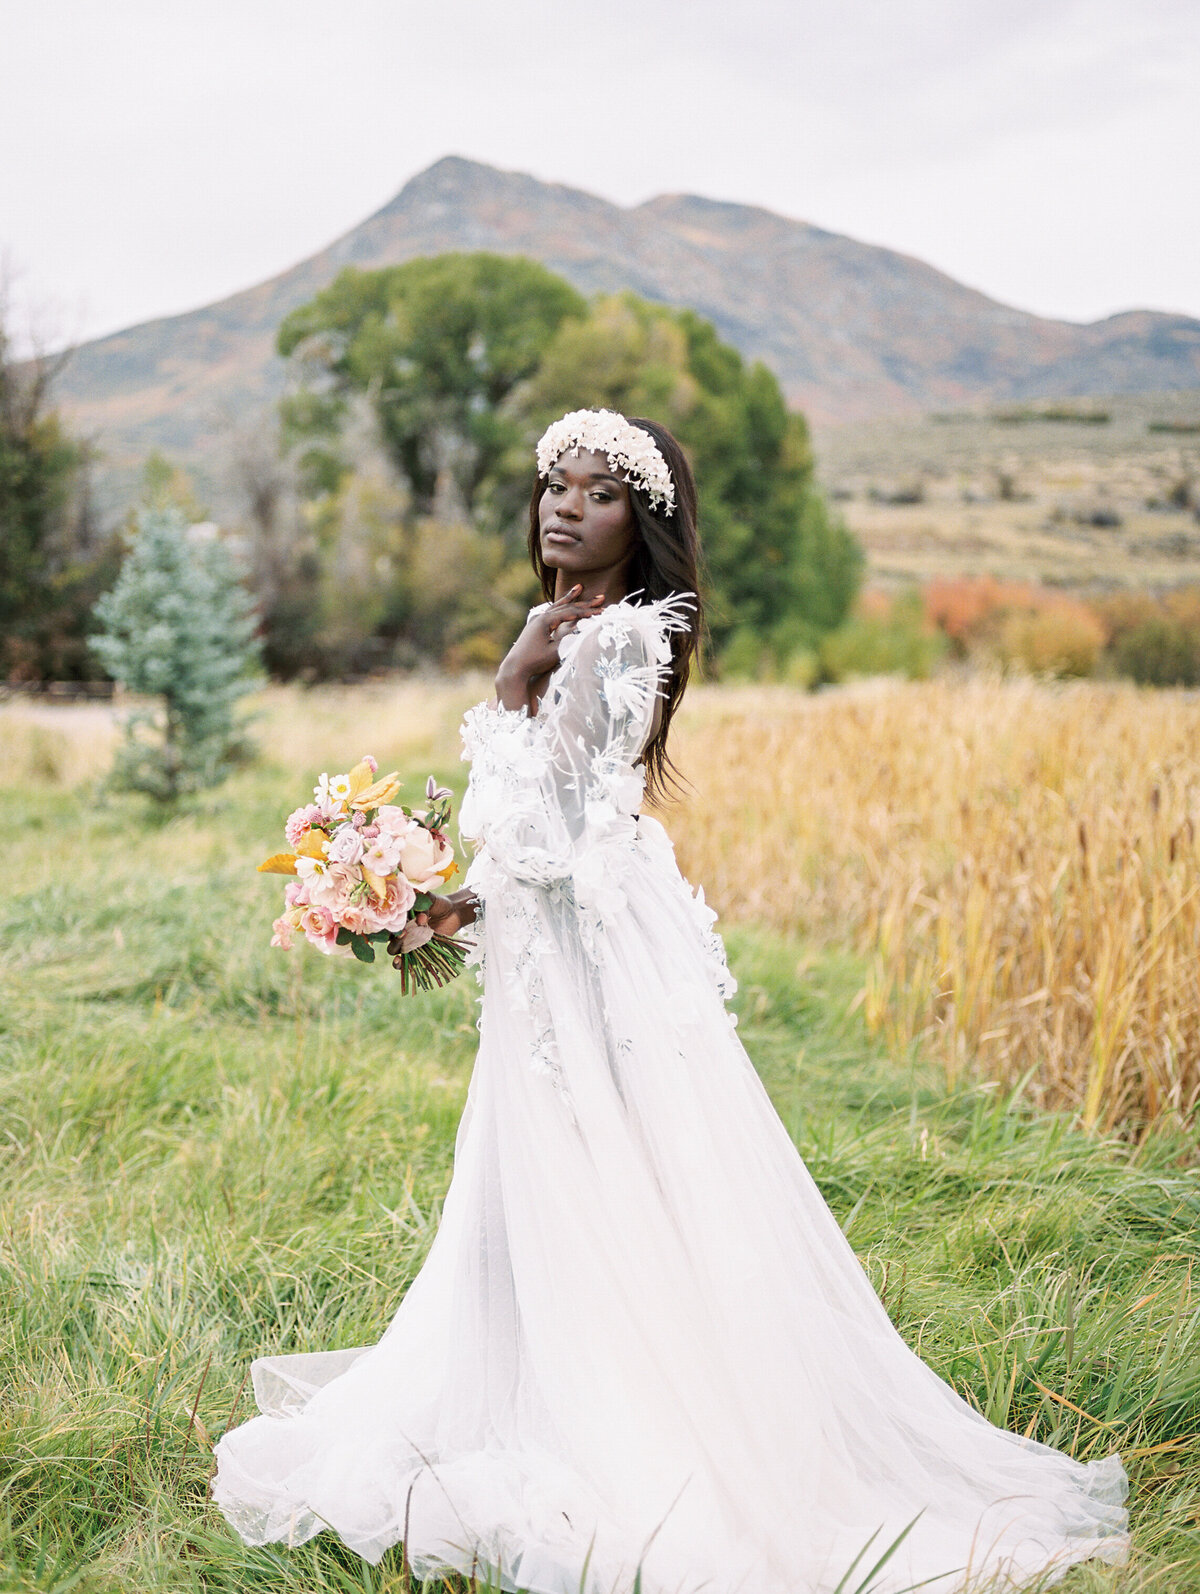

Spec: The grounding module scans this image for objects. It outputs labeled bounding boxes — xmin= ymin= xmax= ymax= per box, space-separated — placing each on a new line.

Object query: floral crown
xmin=536 ymin=408 xmax=676 ymax=517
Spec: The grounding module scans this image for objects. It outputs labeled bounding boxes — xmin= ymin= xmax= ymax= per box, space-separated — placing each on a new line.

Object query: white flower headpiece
xmin=536 ymin=408 xmax=676 ymax=517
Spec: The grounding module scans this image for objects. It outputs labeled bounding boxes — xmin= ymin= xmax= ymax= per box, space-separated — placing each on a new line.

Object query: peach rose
xmin=397 ymin=824 xmax=455 ymax=891
xmin=305 ymin=860 xmax=358 ymax=912
xmin=339 ymin=903 xmax=382 ymax=938
xmin=372 ymin=872 xmax=417 ymax=931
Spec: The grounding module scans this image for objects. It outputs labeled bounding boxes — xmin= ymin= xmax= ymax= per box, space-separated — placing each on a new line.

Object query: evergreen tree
xmin=0 ymin=312 xmax=113 ymax=680
xmin=92 ymin=508 xmax=261 ymax=800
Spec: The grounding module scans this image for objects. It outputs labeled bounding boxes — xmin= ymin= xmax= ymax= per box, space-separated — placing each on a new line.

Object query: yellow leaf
xmin=295 ymin=830 xmax=328 ymax=859
xmin=346 ymin=758 xmax=375 ymax=800
xmin=258 ymin=853 xmax=298 ymax=875
xmin=362 ymin=867 xmax=388 ymax=901
xmin=351 ymin=773 xmax=402 ymax=810
xmin=437 ymin=859 xmax=458 ymax=883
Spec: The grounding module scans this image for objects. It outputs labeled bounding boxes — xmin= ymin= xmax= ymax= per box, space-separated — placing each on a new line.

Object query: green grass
xmin=2 ymin=759 xmax=1199 ymax=1592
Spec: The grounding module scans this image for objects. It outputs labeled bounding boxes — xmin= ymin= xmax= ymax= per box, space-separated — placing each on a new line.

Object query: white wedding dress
xmin=211 ymin=592 xmax=1129 ymax=1593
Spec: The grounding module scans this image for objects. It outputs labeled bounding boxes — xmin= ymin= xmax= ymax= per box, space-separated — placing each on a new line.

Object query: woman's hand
xmin=424 ymin=890 xmax=477 ymax=937
xmin=387 ymin=888 xmax=478 ymax=964
xmin=495 ymin=584 xmax=605 ymax=712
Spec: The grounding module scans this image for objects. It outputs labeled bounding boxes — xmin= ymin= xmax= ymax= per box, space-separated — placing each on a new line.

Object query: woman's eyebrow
xmin=549 ymin=468 xmax=625 ymax=486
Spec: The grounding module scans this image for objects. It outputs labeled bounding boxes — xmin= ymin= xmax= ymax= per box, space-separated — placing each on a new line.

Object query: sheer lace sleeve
xmin=458 ymin=592 xmax=695 ymax=893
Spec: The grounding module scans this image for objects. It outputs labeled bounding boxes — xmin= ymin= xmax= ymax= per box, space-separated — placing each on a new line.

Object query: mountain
xmin=55 ymin=156 xmax=1200 ymax=485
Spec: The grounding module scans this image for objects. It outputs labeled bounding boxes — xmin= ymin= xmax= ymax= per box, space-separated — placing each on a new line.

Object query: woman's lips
xmin=544 ymin=529 xmax=580 ymax=545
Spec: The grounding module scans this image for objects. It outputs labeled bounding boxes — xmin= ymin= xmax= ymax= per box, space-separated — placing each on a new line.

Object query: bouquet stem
xmin=392 ymin=932 xmax=475 ymax=995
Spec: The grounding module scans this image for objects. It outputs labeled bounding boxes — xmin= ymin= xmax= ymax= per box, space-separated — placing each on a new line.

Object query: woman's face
xmin=538 ymin=449 xmax=637 ymax=581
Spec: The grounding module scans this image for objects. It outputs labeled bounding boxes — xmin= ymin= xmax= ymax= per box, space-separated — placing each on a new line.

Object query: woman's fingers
xmin=545 ymin=595 xmax=605 ymax=628
xmin=540 ymin=588 xmax=606 ymax=647
xmin=548 ymin=585 xmax=604 ymax=615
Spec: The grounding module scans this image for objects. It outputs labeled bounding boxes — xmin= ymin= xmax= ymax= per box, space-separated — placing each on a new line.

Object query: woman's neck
xmin=552 ymin=567 xmax=629 ymax=608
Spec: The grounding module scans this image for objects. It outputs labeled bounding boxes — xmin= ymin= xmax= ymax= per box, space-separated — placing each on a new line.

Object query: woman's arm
xmin=494 ymin=584 xmax=605 ymax=713
xmin=391 ymin=591 xmax=608 ymax=960
xmin=448 ymin=591 xmax=695 ymax=910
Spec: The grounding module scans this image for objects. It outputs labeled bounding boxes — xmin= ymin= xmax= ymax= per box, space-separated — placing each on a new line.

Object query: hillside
xmin=816 ymin=391 xmax=1200 ymax=590
xmin=54 ymin=157 xmax=1200 ymax=498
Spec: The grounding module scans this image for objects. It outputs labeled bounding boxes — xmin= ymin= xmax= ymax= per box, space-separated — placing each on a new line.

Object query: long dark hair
xmin=528 ymin=416 xmax=705 ymax=804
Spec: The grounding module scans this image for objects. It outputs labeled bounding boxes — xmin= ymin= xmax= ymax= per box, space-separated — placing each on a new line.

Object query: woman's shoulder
xmin=547 ymin=589 xmax=696 ymax=669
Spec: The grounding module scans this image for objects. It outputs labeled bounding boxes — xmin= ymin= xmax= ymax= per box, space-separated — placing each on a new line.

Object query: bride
xmin=212 ymin=409 xmax=1129 ymax=1593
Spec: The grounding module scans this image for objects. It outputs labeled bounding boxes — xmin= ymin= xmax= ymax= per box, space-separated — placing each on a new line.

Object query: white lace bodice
xmin=457 ymin=589 xmax=695 ymax=897
xmin=456 ymin=589 xmax=736 ymax=1093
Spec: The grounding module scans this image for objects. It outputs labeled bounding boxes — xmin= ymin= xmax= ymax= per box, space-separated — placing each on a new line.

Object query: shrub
xmin=718 ymin=626 xmax=779 ymax=681
xmin=1090 ymin=590 xmax=1160 ymax=649
xmin=1097 ymin=587 xmax=1200 ymax=687
xmin=819 ymin=590 xmax=946 ymax=682
xmin=1114 ymin=618 xmax=1200 ymax=687
xmin=924 ymin=576 xmax=1041 ymax=657
xmin=925 ymin=578 xmax=1105 ymax=677
xmin=997 ymin=601 xmax=1106 ymax=678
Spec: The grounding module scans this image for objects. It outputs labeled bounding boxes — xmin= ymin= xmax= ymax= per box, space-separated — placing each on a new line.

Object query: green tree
xmin=277 ymin=253 xmax=585 ymax=522
xmin=0 ymin=315 xmax=113 ymax=680
xmin=517 ymin=292 xmax=862 ymax=661
xmin=92 ymin=508 xmax=261 ymax=801
xmin=274 ymin=256 xmax=861 ymax=677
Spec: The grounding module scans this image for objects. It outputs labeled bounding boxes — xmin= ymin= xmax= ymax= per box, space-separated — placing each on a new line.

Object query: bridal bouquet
xmin=258 ymin=756 xmax=470 ymax=990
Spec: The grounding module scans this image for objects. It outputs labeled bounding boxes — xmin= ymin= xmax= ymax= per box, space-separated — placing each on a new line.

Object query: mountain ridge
xmin=54 ymin=155 xmax=1200 ymax=479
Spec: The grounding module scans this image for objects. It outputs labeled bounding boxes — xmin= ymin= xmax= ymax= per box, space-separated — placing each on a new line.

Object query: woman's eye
xmin=592 ymin=491 xmax=611 ymax=503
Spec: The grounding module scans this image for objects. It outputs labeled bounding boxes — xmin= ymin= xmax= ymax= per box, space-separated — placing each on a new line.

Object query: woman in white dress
xmin=212 ymin=409 xmax=1129 ymax=1593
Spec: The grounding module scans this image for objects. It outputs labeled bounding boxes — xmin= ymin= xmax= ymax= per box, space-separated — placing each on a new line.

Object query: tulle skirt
xmin=212 ymin=816 xmax=1128 ymax=1592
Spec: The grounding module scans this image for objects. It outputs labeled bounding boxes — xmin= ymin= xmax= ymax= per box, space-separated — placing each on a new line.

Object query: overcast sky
xmin=2 ymin=0 xmax=1197 ymax=350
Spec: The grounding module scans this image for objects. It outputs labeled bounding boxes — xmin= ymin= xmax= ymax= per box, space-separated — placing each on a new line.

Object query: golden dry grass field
xmin=8 ymin=671 xmax=1199 ymax=1134
xmin=661 ymin=676 xmax=1200 ymax=1132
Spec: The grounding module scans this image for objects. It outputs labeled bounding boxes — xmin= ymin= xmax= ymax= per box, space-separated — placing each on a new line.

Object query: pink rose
xmin=284 ymin=879 xmax=307 ymax=907
xmin=337 ymin=904 xmax=374 ymax=937
xmin=306 ymin=861 xmax=358 ymax=911
xmin=270 ymin=914 xmax=295 ymax=950
xmin=299 ymin=903 xmax=341 ymax=954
